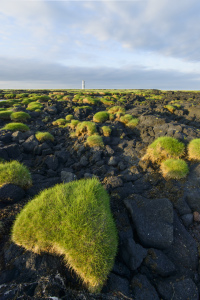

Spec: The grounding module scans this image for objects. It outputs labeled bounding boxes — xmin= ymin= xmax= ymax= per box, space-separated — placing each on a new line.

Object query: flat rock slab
xmin=124 ymin=195 xmax=173 ymax=249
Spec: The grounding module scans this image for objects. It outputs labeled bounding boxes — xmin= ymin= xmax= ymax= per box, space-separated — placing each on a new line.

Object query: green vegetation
xmin=73 ymin=106 xmax=92 ymax=112
xmin=15 ymin=93 xmax=29 ymax=99
xmin=0 ymin=110 xmax=13 ymax=120
xmin=188 ymin=139 xmax=200 ymax=160
xmin=0 ymin=161 xmax=32 ymax=188
xmin=35 ymin=132 xmax=54 ymax=142
xmin=93 ymin=111 xmax=110 ymax=123
xmin=109 ymin=113 xmax=115 ymax=121
xmin=126 ymin=118 xmax=139 ymax=129
xmin=68 ymin=119 xmax=80 ymax=129
xmin=4 ymin=93 xmax=16 ymax=99
xmin=100 ymin=98 xmax=115 ymax=106
xmin=2 ymin=122 xmax=30 ymax=132
xmin=119 ymin=114 xmax=133 ymax=124
xmin=52 ymin=118 xmax=67 ymax=126
xmin=108 ymin=106 xmax=125 ymax=115
xmin=0 ymin=101 xmax=8 ymax=107
xmin=65 ymin=114 xmax=74 ymax=121
xmin=10 ymin=111 xmax=30 ymax=122
xmin=27 ymin=102 xmax=43 ymax=111
xmin=160 ymin=159 xmax=189 ymax=179
xmin=76 ymin=121 xmax=97 ymax=136
xmin=142 ymin=136 xmax=185 ymax=163
xmin=11 ymin=178 xmax=118 ymax=293
xmin=83 ymin=97 xmax=100 ymax=105
xmin=87 ymin=135 xmax=104 ymax=148
xmin=165 ymin=105 xmax=176 ymax=113
xmin=102 ymin=126 xmax=112 ymax=137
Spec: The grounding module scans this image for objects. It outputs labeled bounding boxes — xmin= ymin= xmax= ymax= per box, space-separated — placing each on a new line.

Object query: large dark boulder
xmin=124 ymin=195 xmax=174 ymax=249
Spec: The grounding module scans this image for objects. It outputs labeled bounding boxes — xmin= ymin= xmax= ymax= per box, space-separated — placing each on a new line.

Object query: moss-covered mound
xmin=142 ymin=136 xmax=185 ymax=163
xmin=93 ymin=111 xmax=110 ymax=123
xmin=160 ymin=159 xmax=189 ymax=179
xmin=0 ymin=161 xmax=32 ymax=188
xmin=188 ymin=138 xmax=200 ymax=160
xmin=86 ymin=135 xmax=104 ymax=148
xmin=11 ymin=178 xmax=118 ymax=293
xmin=2 ymin=122 xmax=30 ymax=132
xmin=10 ymin=111 xmax=31 ymax=122
xmin=35 ymin=132 xmax=54 ymax=142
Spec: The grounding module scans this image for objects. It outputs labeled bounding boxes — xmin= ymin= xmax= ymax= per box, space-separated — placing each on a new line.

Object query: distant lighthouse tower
xmin=82 ymin=80 xmax=85 ymax=89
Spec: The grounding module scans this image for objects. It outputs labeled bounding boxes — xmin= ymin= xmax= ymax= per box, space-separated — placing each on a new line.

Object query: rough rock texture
xmin=124 ymin=195 xmax=174 ymax=249
xmin=1 ymin=91 xmax=200 ymax=299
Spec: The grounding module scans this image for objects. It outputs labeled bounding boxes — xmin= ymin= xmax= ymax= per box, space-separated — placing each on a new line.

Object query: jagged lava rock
xmin=124 ymin=195 xmax=173 ymax=249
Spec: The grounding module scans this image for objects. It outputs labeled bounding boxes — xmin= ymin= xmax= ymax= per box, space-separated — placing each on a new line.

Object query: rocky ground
xmin=1 ymin=89 xmax=200 ymax=299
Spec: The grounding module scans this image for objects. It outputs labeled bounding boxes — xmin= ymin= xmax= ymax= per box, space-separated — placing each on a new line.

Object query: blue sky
xmin=0 ymin=0 xmax=200 ymax=90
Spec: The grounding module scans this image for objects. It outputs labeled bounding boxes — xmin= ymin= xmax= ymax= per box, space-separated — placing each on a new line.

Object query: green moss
xmin=65 ymin=114 xmax=74 ymax=121
xmin=93 ymin=111 xmax=110 ymax=123
xmin=188 ymin=139 xmax=200 ymax=160
xmin=76 ymin=121 xmax=97 ymax=136
xmin=100 ymin=99 xmax=115 ymax=106
xmin=165 ymin=105 xmax=176 ymax=113
xmin=143 ymin=136 xmax=185 ymax=163
xmin=108 ymin=106 xmax=125 ymax=115
xmin=73 ymin=106 xmax=92 ymax=112
xmin=10 ymin=111 xmax=30 ymax=122
xmin=87 ymin=135 xmax=104 ymax=148
xmin=0 ymin=161 xmax=32 ymax=188
xmin=2 ymin=122 xmax=30 ymax=132
xmin=35 ymin=132 xmax=54 ymax=142
xmin=120 ymin=114 xmax=133 ymax=124
xmin=4 ymin=93 xmax=16 ymax=99
xmin=0 ymin=110 xmax=13 ymax=120
xmin=52 ymin=118 xmax=67 ymax=126
xmin=101 ymin=126 xmax=112 ymax=137
xmin=11 ymin=178 xmax=118 ymax=293
xmin=160 ymin=159 xmax=189 ymax=179
xmin=67 ymin=119 xmax=80 ymax=130
xmin=126 ymin=118 xmax=139 ymax=129
xmin=0 ymin=101 xmax=8 ymax=107
xmin=27 ymin=102 xmax=43 ymax=111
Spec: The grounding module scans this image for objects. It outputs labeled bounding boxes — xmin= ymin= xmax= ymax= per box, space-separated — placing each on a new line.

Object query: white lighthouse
xmin=82 ymin=80 xmax=85 ymax=89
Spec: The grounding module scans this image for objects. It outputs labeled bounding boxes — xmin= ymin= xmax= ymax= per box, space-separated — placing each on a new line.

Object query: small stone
xmin=108 ymin=156 xmax=118 ymax=166
xmin=61 ymin=171 xmax=77 ymax=183
xmin=193 ymin=211 xmax=200 ymax=222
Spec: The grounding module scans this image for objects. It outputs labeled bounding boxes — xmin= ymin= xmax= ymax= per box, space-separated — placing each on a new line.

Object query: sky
xmin=0 ymin=0 xmax=200 ymax=90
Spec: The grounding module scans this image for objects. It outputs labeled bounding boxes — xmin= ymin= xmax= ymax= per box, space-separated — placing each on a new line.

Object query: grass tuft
xmin=35 ymin=132 xmax=54 ymax=142
xmin=160 ymin=159 xmax=189 ymax=179
xmin=76 ymin=121 xmax=97 ymax=136
xmin=0 ymin=161 xmax=32 ymax=188
xmin=11 ymin=178 xmax=118 ymax=293
xmin=0 ymin=110 xmax=13 ymax=120
xmin=102 ymin=126 xmax=112 ymax=137
xmin=142 ymin=136 xmax=185 ymax=163
xmin=93 ymin=111 xmax=110 ymax=123
xmin=10 ymin=111 xmax=30 ymax=122
xmin=188 ymin=139 xmax=200 ymax=160
xmin=2 ymin=122 xmax=29 ymax=132
xmin=86 ymin=135 xmax=104 ymax=148
xmin=108 ymin=106 xmax=125 ymax=115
